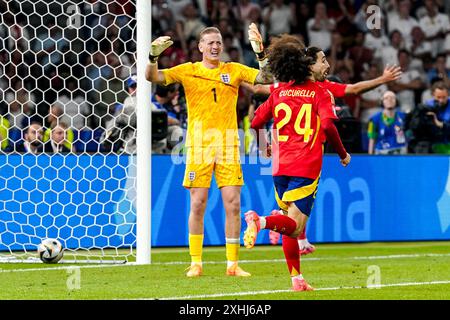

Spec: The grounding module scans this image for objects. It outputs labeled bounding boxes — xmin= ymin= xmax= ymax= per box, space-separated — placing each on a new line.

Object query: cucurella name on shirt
xmin=279 ymin=89 xmax=316 ymax=98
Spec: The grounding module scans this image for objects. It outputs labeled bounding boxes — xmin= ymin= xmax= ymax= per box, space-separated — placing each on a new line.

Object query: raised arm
xmin=254 ymin=64 xmax=274 ymax=84
xmin=248 ymin=23 xmax=274 ymax=84
xmin=145 ymin=36 xmax=173 ymax=84
xmin=318 ymin=90 xmax=351 ymax=167
xmin=345 ymin=65 xmax=402 ymax=95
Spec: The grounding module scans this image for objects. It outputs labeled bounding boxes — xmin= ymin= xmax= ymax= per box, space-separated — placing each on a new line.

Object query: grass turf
xmin=0 ymin=241 xmax=449 ymax=300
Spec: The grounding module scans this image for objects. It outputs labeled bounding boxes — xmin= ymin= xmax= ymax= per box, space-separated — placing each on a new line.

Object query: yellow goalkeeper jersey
xmin=162 ymin=62 xmax=259 ymax=147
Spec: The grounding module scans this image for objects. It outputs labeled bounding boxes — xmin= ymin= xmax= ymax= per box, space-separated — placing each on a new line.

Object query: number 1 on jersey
xmin=212 ymin=88 xmax=217 ymax=102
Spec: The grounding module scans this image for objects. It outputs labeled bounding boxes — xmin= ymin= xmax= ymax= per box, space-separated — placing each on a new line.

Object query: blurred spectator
xmin=151 ymin=84 xmax=185 ymax=153
xmin=424 ymin=81 xmax=450 ymax=153
xmin=43 ymin=102 xmax=74 ymax=152
xmin=44 ymin=103 xmax=70 ymax=131
xmin=15 ymin=122 xmax=45 ymax=154
xmin=328 ymin=32 xmax=351 ymax=75
xmin=306 ymin=1 xmax=335 ymax=52
xmin=446 ymin=34 xmax=450 ymax=68
xmin=85 ymin=52 xmax=114 ymax=93
xmin=359 ymin=64 xmax=388 ymax=124
xmin=419 ymin=0 xmax=450 ymax=58
xmin=387 ymin=0 xmax=419 ymax=49
xmin=216 ymin=17 xmax=235 ymax=36
xmin=427 ymin=54 xmax=450 ymax=87
xmin=166 ymin=0 xmax=193 ymax=23
xmin=188 ymin=46 xmax=203 ymax=62
xmin=101 ymin=75 xmax=137 ymax=154
xmin=364 ymin=26 xmax=390 ymax=59
xmin=112 ymin=74 xmax=137 ymax=116
xmin=327 ymin=0 xmax=355 ymax=36
xmin=368 ymin=90 xmax=407 ymax=154
xmin=211 ymin=0 xmax=238 ymax=29
xmin=4 ymin=89 xmax=35 ymax=130
xmin=180 ymin=3 xmax=207 ymax=41
xmin=292 ymin=1 xmax=311 ymax=45
xmin=221 ymin=33 xmax=244 ymax=63
xmin=348 ymin=30 xmax=374 ymax=81
xmin=228 ymin=47 xmax=243 ymax=63
xmin=408 ymin=26 xmax=432 ymax=71
xmin=0 ymin=115 xmax=9 ymax=153
xmin=390 ymin=49 xmax=425 ymax=113
xmin=56 ymin=94 xmax=90 ymax=131
xmin=263 ymin=0 xmax=297 ymax=38
xmin=406 ymin=81 xmax=450 ymax=153
xmin=38 ymin=23 xmax=69 ymax=72
xmin=236 ymin=0 xmax=261 ymax=25
xmin=44 ymin=122 xmax=74 ymax=153
xmin=152 ymin=0 xmax=175 ymax=36
xmin=421 ymin=77 xmax=441 ymax=104
xmin=375 ymin=30 xmax=404 ymax=67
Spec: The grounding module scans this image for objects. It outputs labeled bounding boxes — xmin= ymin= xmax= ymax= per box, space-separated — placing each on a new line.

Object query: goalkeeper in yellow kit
xmin=146 ymin=25 xmax=271 ymax=277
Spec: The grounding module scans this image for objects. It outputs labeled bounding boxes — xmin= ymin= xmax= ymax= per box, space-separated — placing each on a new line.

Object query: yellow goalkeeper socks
xmin=226 ymin=238 xmax=240 ymax=268
xmin=189 ymin=234 xmax=204 ymax=265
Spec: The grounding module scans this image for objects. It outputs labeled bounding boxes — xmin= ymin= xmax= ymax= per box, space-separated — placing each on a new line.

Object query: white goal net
xmin=0 ymin=0 xmax=140 ymax=263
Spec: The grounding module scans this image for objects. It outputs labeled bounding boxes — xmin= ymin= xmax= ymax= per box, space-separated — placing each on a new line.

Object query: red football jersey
xmin=270 ymin=80 xmax=347 ymax=98
xmin=319 ymin=80 xmax=347 ymax=98
xmin=254 ymin=80 xmax=338 ymax=179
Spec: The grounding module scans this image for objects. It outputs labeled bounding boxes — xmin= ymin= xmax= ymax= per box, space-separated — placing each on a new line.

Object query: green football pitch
xmin=1 ymin=241 xmax=449 ymax=300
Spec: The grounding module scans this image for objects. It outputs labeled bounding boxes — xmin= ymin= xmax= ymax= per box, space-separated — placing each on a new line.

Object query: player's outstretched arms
xmin=248 ymin=23 xmax=273 ymax=84
xmin=145 ymin=36 xmax=173 ymax=84
xmin=345 ymin=65 xmax=402 ymax=95
xmin=240 ymin=82 xmax=271 ymax=96
xmin=381 ymin=65 xmax=402 ymax=83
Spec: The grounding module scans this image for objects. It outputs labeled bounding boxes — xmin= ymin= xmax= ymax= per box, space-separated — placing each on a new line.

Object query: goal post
xmin=136 ymin=0 xmax=152 ymax=265
xmin=0 ymin=0 xmax=152 ymax=264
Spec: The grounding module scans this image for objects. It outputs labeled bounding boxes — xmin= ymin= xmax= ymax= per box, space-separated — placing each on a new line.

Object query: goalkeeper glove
xmin=149 ymin=36 xmax=173 ymax=63
xmin=248 ymin=23 xmax=265 ymax=61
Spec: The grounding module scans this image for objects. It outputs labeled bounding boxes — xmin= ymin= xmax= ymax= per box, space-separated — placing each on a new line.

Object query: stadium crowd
xmin=0 ymin=0 xmax=449 ymax=154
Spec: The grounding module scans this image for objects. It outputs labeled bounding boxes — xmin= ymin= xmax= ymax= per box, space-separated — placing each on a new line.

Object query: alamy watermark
xmin=168 ymin=122 xmax=275 ymax=176
xmin=66 ymin=266 xmax=81 ymax=291
xmin=367 ymin=265 xmax=381 ymax=289
xmin=366 ymin=5 xmax=382 ymax=30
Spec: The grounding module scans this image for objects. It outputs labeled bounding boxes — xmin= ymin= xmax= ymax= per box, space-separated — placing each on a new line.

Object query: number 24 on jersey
xmin=274 ymin=103 xmax=314 ymax=143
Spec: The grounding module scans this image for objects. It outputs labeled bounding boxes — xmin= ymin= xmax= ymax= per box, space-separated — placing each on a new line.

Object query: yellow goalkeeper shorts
xmin=183 ymin=145 xmax=243 ymax=188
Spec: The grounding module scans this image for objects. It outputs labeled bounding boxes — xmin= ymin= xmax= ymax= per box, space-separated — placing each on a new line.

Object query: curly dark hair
xmin=270 ymin=34 xmax=306 ymax=50
xmin=266 ymin=34 xmax=312 ymax=84
xmin=304 ymin=46 xmax=322 ymax=65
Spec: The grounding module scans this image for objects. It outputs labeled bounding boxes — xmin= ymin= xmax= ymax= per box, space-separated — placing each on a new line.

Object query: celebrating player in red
xmin=244 ymin=37 xmax=351 ymax=291
xmin=243 ymin=30 xmax=401 ymax=255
